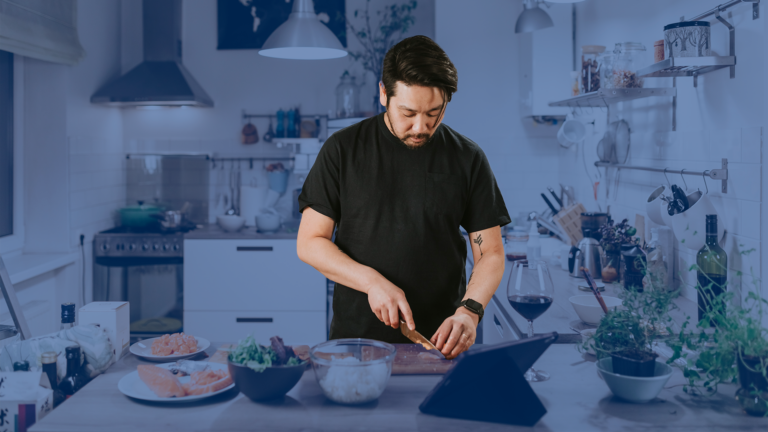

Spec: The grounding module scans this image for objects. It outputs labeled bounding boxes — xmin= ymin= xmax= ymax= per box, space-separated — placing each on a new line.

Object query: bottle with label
xmin=526 ymin=223 xmax=541 ymax=264
xmin=41 ymin=351 xmax=66 ymax=407
xmin=59 ymin=346 xmax=88 ymax=398
xmin=60 ymin=303 xmax=75 ymax=330
xmin=696 ymin=215 xmax=727 ymax=327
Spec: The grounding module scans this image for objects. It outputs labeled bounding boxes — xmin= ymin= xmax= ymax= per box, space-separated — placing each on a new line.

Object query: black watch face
xmin=465 ymin=299 xmax=483 ymax=313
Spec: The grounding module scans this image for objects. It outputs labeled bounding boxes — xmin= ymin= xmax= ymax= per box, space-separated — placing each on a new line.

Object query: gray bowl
xmin=227 ymin=361 xmax=306 ymax=402
xmin=596 ymin=357 xmax=673 ymax=403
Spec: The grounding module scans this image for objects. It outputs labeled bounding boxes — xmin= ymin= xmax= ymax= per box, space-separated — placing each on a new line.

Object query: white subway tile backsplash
xmin=726 ymin=162 xmax=761 ymax=202
xmin=709 ymin=128 xmax=741 ymax=163
xmin=740 ymin=200 xmax=761 ymax=240
xmin=741 ymin=127 xmax=762 ymax=164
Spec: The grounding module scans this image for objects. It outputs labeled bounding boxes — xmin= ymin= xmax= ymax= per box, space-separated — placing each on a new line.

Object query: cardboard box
xmin=0 ymin=372 xmax=53 ymax=432
xmin=79 ymin=302 xmax=130 ymax=358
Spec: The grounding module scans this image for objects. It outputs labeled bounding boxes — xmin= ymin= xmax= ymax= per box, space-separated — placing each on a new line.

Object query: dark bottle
xmin=287 ymin=108 xmax=296 ymax=138
xmin=276 ymin=108 xmax=285 ymax=138
xmin=59 ymin=346 xmax=88 ymax=398
xmin=696 ymin=215 xmax=727 ymax=327
xmin=13 ymin=360 xmax=29 ymax=371
xmin=294 ymin=106 xmax=301 ymax=138
xmin=42 ymin=351 xmax=66 ymax=407
xmin=60 ymin=303 xmax=76 ymax=330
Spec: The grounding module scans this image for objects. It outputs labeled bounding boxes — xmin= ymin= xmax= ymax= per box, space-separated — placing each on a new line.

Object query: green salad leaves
xmin=228 ymin=335 xmax=303 ymax=373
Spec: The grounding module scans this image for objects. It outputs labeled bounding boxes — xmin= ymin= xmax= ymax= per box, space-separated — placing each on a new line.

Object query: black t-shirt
xmin=298 ymin=113 xmax=511 ymax=343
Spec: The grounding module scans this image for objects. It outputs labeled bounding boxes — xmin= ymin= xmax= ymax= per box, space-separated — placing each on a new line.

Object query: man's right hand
xmin=366 ymin=280 xmax=415 ymax=331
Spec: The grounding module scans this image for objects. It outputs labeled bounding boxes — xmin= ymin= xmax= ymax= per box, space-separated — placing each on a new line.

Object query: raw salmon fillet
xmin=151 ymin=333 xmax=198 ymax=356
xmin=138 ymin=365 xmax=185 ymax=398
xmin=181 ymin=370 xmax=233 ymax=396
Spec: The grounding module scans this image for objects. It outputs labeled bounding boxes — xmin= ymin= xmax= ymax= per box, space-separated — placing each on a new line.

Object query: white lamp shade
xmin=259 ymin=0 xmax=347 ymax=60
xmin=515 ymin=1 xmax=554 ymax=33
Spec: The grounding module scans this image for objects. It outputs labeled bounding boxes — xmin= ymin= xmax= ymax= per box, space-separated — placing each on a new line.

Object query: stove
xmin=93 ymin=224 xmax=195 ymax=266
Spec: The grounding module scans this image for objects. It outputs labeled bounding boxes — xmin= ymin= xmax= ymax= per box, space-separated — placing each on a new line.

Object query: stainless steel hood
xmin=91 ymin=0 xmax=213 ymax=107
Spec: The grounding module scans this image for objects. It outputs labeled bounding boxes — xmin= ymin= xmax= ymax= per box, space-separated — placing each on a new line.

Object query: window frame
xmin=0 ymin=54 xmax=24 ymax=255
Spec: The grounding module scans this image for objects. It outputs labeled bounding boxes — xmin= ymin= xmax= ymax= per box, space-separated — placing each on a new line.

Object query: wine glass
xmin=507 ymin=260 xmax=555 ymax=382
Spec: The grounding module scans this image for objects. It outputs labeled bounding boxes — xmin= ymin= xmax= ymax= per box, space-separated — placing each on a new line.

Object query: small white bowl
xmin=596 ymin=357 xmax=673 ymax=403
xmin=217 ymin=215 xmax=245 ymax=232
xmin=569 ymin=295 xmax=622 ymax=325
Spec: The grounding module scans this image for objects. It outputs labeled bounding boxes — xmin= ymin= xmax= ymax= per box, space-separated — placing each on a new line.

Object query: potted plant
xmin=667 ymin=264 xmax=768 ymax=416
xmin=598 ymin=218 xmax=637 ymax=284
xmin=344 ymin=0 xmax=418 ymax=113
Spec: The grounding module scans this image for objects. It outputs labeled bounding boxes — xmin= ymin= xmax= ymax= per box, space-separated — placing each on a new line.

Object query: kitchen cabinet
xmin=183 ymin=238 xmax=326 ymax=345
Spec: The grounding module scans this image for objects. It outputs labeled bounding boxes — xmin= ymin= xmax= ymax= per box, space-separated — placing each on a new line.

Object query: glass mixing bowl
xmin=309 ymin=338 xmax=396 ymax=405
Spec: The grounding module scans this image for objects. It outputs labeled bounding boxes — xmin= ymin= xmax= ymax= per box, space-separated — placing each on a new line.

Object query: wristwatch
xmin=459 ymin=299 xmax=484 ymax=322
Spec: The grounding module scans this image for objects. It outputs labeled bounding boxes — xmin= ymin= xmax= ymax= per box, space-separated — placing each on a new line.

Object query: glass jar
xmin=505 ymin=227 xmax=529 ymax=262
xmin=335 ymin=71 xmax=359 ymax=118
xmin=607 ymin=42 xmax=646 ymax=89
xmin=580 ymin=45 xmax=606 ymax=94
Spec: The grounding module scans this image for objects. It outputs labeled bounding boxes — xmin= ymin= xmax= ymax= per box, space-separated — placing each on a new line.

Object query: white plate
xmin=129 ymin=337 xmax=210 ymax=362
xmin=118 ymin=361 xmax=234 ymax=403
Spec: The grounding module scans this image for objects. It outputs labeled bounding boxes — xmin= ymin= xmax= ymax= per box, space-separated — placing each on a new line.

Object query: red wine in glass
xmin=508 ymin=295 xmax=553 ymax=321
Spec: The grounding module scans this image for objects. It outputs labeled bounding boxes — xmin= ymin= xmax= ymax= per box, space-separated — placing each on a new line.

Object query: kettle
xmin=568 ymin=237 xmax=603 ymax=278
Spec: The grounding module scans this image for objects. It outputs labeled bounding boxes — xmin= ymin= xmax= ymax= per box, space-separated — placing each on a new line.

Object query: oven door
xmin=93 ymin=257 xmax=183 ymax=339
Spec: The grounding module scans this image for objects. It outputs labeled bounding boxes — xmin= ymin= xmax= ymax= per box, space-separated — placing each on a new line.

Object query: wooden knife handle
xmin=581 ymin=267 xmax=609 ymax=314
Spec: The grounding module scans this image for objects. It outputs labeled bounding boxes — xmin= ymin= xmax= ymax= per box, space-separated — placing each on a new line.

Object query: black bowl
xmin=227 ymin=361 xmax=306 ymax=402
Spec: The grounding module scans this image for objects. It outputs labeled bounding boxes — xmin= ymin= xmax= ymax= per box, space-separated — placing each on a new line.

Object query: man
xmin=297 ymin=35 xmax=510 ymax=359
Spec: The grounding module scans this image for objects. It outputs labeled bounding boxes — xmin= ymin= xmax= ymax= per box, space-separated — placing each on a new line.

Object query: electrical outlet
xmin=75 ymin=230 xmax=86 ymax=246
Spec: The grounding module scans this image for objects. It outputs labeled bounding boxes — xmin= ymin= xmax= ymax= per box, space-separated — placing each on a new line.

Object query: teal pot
xmin=736 ymin=355 xmax=768 ymax=416
xmin=118 ymin=202 xmax=164 ymax=227
xmin=267 ymin=170 xmax=290 ymax=194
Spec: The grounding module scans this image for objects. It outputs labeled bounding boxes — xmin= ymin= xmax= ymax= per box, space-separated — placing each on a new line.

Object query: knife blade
xmin=400 ymin=320 xmax=445 ymax=359
xmin=548 ymin=187 xmax=564 ymax=210
xmin=541 ymin=193 xmax=559 ymax=214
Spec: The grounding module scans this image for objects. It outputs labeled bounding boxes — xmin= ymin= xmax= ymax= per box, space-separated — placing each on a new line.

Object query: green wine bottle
xmin=696 ymin=215 xmax=727 ymax=327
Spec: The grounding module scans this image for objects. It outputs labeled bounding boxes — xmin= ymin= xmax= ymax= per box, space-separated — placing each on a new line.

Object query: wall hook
xmin=702 ymin=170 xmax=709 ymax=194
xmin=680 ymin=169 xmax=688 ymax=190
xmin=663 ymin=168 xmax=671 ymax=188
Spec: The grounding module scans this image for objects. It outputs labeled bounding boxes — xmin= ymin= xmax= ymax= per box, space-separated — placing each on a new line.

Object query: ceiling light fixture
xmin=259 ymin=0 xmax=347 ymax=60
xmin=515 ymin=0 xmax=554 ymax=34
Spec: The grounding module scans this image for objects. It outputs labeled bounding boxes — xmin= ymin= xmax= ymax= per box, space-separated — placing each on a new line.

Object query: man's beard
xmin=386 ymin=111 xmax=434 ymax=150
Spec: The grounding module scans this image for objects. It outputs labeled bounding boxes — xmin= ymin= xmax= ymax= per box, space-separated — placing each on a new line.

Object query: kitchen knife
xmin=548 ymin=187 xmax=564 ymax=210
xmin=541 ymin=193 xmax=559 ymax=214
xmin=400 ymin=320 xmax=446 ymax=359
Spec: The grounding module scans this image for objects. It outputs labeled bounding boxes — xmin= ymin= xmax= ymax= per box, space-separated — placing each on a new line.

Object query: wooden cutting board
xmin=391 ymin=343 xmax=453 ymax=375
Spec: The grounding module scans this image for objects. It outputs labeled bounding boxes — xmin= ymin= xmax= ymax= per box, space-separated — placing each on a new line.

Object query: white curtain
xmin=0 ymin=0 xmax=85 ymax=65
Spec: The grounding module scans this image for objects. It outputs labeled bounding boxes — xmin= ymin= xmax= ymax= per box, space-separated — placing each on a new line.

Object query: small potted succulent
xmin=598 ymin=218 xmax=637 ymax=283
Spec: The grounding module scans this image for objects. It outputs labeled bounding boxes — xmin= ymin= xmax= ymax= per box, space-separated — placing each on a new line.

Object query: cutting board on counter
xmin=391 ymin=343 xmax=453 ymax=375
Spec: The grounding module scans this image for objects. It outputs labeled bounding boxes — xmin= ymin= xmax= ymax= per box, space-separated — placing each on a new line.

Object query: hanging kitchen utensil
xmin=263 ymin=119 xmax=275 ymax=143
xmin=241 ymin=121 xmax=259 ymax=144
xmin=611 ymin=119 xmax=630 ymax=164
xmin=666 ymin=184 xmax=689 ymax=216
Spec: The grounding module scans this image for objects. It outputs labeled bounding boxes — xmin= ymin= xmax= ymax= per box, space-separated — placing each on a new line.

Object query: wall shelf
xmin=637 ymin=56 xmax=736 ymax=87
xmin=548 ymin=88 xmax=677 ymax=108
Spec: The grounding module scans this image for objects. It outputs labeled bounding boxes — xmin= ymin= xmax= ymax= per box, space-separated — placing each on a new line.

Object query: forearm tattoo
xmin=473 ymin=234 xmax=484 ymax=257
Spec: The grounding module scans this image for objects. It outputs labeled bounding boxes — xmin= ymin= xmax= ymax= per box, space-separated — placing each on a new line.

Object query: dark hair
xmin=381 ymin=35 xmax=458 ymax=106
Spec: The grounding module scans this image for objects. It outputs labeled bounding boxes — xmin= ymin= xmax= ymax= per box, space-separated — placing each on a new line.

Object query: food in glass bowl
xmin=310 ymin=338 xmax=396 ymax=405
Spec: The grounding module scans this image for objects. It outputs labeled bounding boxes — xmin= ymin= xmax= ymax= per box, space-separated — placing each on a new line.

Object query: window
xmin=0 ymin=50 xmax=11 ymax=238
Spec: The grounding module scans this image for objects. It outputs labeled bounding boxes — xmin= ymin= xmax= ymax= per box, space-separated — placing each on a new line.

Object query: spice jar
xmin=580 ymin=45 xmax=605 ymax=94
xmin=608 ymin=42 xmax=646 ymax=89
xmin=505 ymin=227 xmax=529 ymax=262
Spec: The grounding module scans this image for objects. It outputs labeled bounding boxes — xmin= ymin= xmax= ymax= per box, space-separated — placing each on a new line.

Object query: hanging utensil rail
xmin=595 ymin=158 xmax=729 ymax=193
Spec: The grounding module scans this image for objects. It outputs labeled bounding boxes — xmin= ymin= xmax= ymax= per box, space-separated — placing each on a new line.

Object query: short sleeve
xmin=298 ymin=136 xmax=341 ymax=223
xmin=460 ymin=148 xmax=511 ymax=233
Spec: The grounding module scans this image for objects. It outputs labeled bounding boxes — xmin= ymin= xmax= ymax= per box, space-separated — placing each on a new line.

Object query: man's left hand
xmin=430 ymin=307 xmax=479 ymax=360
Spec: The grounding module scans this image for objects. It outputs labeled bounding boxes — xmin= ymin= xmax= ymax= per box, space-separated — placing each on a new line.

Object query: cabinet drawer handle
xmin=493 ymin=314 xmax=505 ymax=337
xmin=236 ymin=318 xmax=274 ymax=323
xmin=236 ymin=246 xmax=273 ymax=252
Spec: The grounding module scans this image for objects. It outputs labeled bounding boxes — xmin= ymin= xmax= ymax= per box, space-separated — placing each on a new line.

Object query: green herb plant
xmin=666 ymin=245 xmax=768 ymax=415
xmin=582 ymin=264 xmax=681 ymax=359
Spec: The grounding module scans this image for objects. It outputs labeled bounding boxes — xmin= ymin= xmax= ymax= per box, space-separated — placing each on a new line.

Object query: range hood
xmin=91 ymin=0 xmax=213 ymax=107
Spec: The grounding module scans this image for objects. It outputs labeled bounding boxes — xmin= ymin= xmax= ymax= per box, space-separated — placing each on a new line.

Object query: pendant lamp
xmin=515 ymin=0 xmax=554 ymax=34
xmin=259 ymin=0 xmax=347 ymax=60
